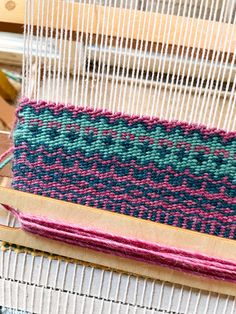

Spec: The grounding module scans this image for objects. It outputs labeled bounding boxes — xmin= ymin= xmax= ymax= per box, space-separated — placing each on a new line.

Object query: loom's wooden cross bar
xmin=0 ymin=0 xmax=235 ymax=55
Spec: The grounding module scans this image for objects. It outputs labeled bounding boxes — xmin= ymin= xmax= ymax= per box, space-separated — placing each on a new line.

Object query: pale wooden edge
xmin=0 ymin=185 xmax=236 ymax=262
xmin=0 ymin=225 xmax=236 ymax=296
xmin=0 ymin=95 xmax=15 ymax=129
xmin=0 ymin=0 xmax=234 ymax=54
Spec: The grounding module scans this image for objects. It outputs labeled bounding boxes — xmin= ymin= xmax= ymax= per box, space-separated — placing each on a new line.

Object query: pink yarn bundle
xmin=3 ymin=204 xmax=236 ymax=283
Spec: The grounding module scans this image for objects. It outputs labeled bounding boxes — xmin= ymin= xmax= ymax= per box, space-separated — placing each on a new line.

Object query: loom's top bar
xmin=0 ymin=0 xmax=235 ymax=54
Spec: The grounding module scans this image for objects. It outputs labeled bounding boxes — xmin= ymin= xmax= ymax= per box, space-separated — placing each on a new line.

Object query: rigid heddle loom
xmin=0 ymin=0 xmax=235 ymax=313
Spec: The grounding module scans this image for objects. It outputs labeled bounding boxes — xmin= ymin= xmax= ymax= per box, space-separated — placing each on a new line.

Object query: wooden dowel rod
xmin=0 ymin=0 xmax=235 ymax=54
xmin=0 ymin=185 xmax=235 ymax=261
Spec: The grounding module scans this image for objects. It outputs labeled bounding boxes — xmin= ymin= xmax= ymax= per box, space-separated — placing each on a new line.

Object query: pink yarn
xmin=3 ymin=204 xmax=236 ymax=283
xmin=0 ymin=147 xmax=13 ymax=163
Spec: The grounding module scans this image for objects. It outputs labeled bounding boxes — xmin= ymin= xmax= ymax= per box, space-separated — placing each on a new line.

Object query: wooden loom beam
xmin=0 ymin=0 xmax=235 ymax=55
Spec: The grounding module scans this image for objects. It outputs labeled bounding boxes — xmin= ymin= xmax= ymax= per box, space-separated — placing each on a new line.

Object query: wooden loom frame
xmin=0 ymin=0 xmax=236 ymax=297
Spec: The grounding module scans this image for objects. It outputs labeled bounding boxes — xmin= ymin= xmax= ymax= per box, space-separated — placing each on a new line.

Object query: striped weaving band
xmin=12 ymin=98 xmax=236 ymax=239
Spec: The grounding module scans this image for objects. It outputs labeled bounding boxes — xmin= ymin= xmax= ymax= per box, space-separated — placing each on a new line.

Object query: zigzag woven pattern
xmin=13 ymin=99 xmax=236 ymax=239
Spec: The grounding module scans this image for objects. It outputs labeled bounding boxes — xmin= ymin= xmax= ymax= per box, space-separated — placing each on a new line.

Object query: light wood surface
xmin=0 ymin=0 xmax=235 ymax=54
xmin=0 ymin=96 xmax=15 ymax=129
xmin=0 ymin=133 xmax=12 ymax=178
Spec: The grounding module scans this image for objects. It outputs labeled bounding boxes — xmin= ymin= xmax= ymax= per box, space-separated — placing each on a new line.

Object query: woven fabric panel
xmin=12 ymin=99 xmax=236 ymax=239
